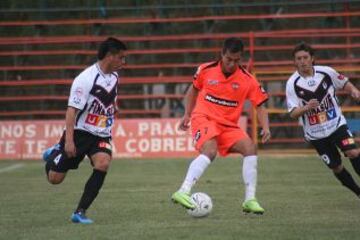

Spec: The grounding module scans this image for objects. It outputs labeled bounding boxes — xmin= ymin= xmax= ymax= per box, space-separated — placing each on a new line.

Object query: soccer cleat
xmin=42 ymin=144 xmax=60 ymax=162
xmin=242 ymin=198 xmax=265 ymax=214
xmin=171 ymin=191 xmax=195 ymax=210
xmin=71 ymin=211 xmax=93 ymax=224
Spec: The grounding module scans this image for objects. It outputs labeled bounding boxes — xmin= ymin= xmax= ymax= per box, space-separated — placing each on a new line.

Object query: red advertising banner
xmin=0 ymin=118 xmax=246 ymax=160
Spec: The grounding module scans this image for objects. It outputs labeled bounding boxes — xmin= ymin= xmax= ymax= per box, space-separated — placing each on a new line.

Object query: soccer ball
xmin=187 ymin=192 xmax=213 ymax=218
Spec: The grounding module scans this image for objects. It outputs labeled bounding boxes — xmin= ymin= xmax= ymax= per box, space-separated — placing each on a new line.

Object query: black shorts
xmin=48 ymin=130 xmax=112 ymax=173
xmin=310 ymin=125 xmax=357 ymax=169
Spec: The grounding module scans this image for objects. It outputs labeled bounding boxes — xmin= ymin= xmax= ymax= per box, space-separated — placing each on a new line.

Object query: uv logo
xmin=308 ymin=108 xmax=337 ymax=125
xmin=85 ymin=114 xmax=113 ymax=127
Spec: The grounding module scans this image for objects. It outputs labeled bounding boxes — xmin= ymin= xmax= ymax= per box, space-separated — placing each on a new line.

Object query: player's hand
xmin=65 ymin=140 xmax=76 ymax=158
xmin=260 ymin=129 xmax=271 ymax=143
xmin=350 ymin=89 xmax=360 ymax=101
xmin=178 ymin=115 xmax=191 ymax=131
xmin=306 ymin=99 xmax=320 ymax=111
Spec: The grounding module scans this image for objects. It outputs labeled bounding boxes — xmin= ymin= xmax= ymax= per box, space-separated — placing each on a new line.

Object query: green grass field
xmin=1 ymin=155 xmax=360 ymax=240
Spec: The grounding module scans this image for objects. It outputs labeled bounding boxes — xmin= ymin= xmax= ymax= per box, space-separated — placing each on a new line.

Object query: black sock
xmin=334 ymin=168 xmax=360 ymax=196
xmin=350 ymin=156 xmax=360 ymax=176
xmin=75 ymin=169 xmax=107 ymax=213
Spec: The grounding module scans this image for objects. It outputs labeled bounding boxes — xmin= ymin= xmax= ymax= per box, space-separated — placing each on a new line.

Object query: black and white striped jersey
xmin=68 ymin=63 xmax=118 ymax=137
xmin=286 ymin=65 xmax=348 ymax=140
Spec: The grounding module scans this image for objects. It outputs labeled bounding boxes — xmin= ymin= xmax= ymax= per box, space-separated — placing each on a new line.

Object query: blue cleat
xmin=42 ymin=144 xmax=60 ymax=162
xmin=71 ymin=211 xmax=93 ymax=224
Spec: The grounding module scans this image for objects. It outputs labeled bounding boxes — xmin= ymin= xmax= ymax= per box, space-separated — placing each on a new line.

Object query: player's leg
xmin=43 ymin=143 xmax=61 ymax=162
xmin=348 ymin=148 xmax=360 ymax=176
xmin=171 ymin=117 xmax=218 ymax=209
xmin=227 ymin=135 xmax=264 ymax=214
xmin=71 ymin=139 xmax=112 ymax=224
xmin=334 ymin=125 xmax=360 ymax=176
xmin=311 ymin=135 xmax=360 ymax=197
xmin=44 ymin=145 xmax=68 ymax=184
xmin=172 ymin=139 xmax=217 ymax=209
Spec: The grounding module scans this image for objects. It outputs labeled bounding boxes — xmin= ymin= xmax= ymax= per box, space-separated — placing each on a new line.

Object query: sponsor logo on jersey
xmin=208 ymin=79 xmax=219 ymax=85
xmin=307 ymin=95 xmax=337 ymax=125
xmin=98 ymin=141 xmax=112 ymax=150
xmin=85 ymin=113 xmax=114 ymax=128
xmin=205 ymin=94 xmax=238 ymax=107
xmin=72 ymin=97 xmax=81 ymax=104
xmin=342 ymin=138 xmax=355 ymax=146
xmin=337 ymin=74 xmax=345 ymax=80
xmin=75 ymin=87 xmax=83 ymax=97
xmin=308 ymin=108 xmax=337 ymax=125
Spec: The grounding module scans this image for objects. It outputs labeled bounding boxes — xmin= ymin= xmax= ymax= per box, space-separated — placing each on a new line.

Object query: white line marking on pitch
xmin=0 ymin=163 xmax=24 ymax=173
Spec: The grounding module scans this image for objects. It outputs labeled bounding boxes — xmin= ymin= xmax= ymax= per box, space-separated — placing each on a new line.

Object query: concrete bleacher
xmin=1 ymin=1 xmax=360 ymax=147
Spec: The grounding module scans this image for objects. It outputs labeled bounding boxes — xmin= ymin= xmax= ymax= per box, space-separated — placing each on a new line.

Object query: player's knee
xmin=94 ymin=159 xmax=111 ymax=171
xmin=331 ymin=164 xmax=343 ymax=174
xmin=201 ymin=148 xmax=217 ymax=161
xmin=48 ymin=173 xmax=65 ymax=184
xmin=345 ymin=149 xmax=359 ymax=159
xmin=243 ymin=143 xmax=257 ymax=156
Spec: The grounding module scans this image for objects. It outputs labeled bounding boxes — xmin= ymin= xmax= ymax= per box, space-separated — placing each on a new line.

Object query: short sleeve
xmin=193 ymin=66 xmax=204 ymax=90
xmin=286 ymin=79 xmax=300 ymax=112
xmin=247 ymin=77 xmax=268 ymax=106
xmin=68 ymin=75 xmax=91 ymax=110
xmin=323 ymin=66 xmax=349 ymax=90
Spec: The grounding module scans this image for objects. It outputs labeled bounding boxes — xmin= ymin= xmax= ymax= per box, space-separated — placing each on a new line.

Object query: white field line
xmin=0 ymin=163 xmax=24 ymax=173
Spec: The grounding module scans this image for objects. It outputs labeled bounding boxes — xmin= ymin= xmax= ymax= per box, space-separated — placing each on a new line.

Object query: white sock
xmin=242 ymin=155 xmax=258 ymax=201
xmin=179 ymin=154 xmax=211 ymax=194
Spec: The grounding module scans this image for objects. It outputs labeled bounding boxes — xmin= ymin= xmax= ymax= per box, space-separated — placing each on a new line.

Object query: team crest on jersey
xmin=307 ymin=79 xmax=316 ymax=87
xmin=208 ymin=79 xmax=219 ymax=85
xmin=231 ymin=82 xmax=239 ymax=89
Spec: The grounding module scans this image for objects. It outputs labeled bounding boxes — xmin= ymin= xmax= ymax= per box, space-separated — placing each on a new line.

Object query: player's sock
xmin=350 ymin=156 xmax=360 ymax=176
xmin=334 ymin=168 xmax=360 ymax=195
xmin=242 ymin=155 xmax=258 ymax=202
xmin=75 ymin=169 xmax=107 ymax=212
xmin=178 ymin=154 xmax=211 ymax=194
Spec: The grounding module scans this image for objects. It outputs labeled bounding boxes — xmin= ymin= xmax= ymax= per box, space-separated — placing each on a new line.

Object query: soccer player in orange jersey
xmin=171 ymin=37 xmax=271 ymax=214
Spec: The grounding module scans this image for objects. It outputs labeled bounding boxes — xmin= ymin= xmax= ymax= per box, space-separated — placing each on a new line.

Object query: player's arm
xmin=64 ymin=107 xmax=79 ymax=158
xmin=179 ymin=85 xmax=199 ymax=131
xmin=66 ymin=74 xmax=90 ymax=157
xmin=343 ymin=81 xmax=360 ymax=101
xmin=289 ymin=99 xmax=320 ymax=119
xmin=256 ymin=105 xmax=271 ymax=143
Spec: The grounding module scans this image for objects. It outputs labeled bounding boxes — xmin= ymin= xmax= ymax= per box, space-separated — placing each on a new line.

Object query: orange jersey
xmin=192 ymin=61 xmax=268 ymax=127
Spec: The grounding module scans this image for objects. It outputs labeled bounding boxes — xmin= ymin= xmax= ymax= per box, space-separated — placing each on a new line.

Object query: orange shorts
xmin=191 ymin=115 xmax=249 ymax=156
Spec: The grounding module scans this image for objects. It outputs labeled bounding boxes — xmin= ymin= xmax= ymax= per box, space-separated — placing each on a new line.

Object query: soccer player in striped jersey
xmin=286 ymin=42 xmax=360 ymax=198
xmin=42 ymin=37 xmax=126 ymax=224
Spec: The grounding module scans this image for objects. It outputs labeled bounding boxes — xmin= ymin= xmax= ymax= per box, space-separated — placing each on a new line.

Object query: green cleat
xmin=171 ymin=191 xmax=195 ymax=210
xmin=242 ymin=199 xmax=265 ymax=215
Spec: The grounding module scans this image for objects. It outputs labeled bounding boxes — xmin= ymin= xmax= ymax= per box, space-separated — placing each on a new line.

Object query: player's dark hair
xmin=222 ymin=37 xmax=244 ymax=54
xmin=97 ymin=37 xmax=127 ymax=60
xmin=292 ymin=42 xmax=315 ymax=57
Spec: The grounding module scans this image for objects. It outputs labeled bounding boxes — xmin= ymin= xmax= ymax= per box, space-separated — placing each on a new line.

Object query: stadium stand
xmin=0 ymin=1 xmax=359 ymax=148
